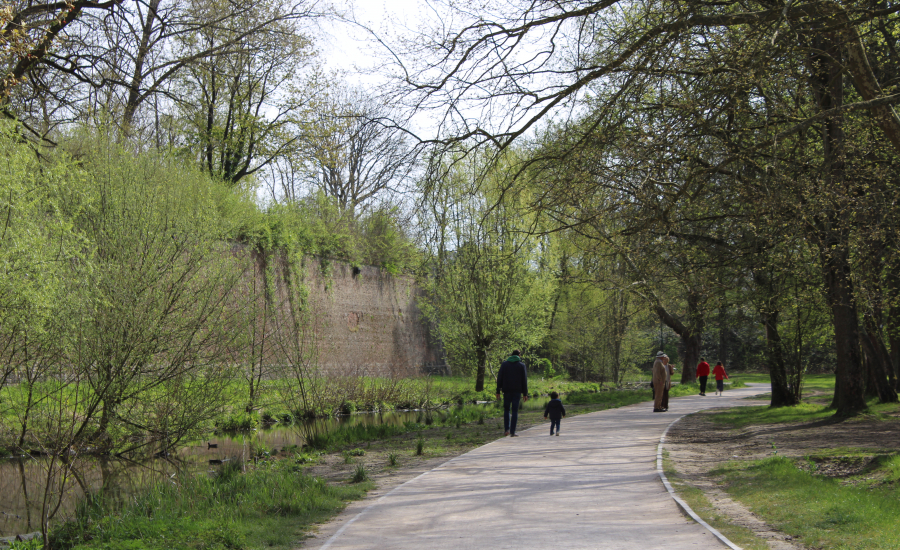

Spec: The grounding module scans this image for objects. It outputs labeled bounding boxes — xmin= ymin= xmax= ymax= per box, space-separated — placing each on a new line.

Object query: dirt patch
xmin=665 ymin=399 xmax=900 ymax=549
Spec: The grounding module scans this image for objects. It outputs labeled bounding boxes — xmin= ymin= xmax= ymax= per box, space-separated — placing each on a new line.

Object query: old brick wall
xmin=302 ymin=259 xmax=445 ymax=377
xmin=240 ymin=247 xmax=445 ymax=378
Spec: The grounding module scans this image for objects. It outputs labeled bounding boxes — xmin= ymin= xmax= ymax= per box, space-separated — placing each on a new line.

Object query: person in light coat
xmin=652 ymin=351 xmax=669 ymax=412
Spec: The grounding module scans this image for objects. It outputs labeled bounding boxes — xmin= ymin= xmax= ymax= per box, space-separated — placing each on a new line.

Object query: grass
xmin=350 ymin=464 xmax=369 ymax=483
xmin=662 ymin=453 xmax=769 ymax=550
xmin=709 ymin=397 xmax=897 ymax=429
xmin=713 ymin=456 xmax=900 ymax=550
xmin=730 ymin=372 xmax=835 ymax=394
xmin=710 ymin=402 xmax=836 ymax=428
xmin=51 ymin=459 xmax=372 ymax=550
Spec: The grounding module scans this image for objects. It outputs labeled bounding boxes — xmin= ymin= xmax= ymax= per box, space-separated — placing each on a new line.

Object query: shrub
xmin=351 ymin=465 xmax=369 ymax=483
xmin=415 ymin=436 xmax=425 ymax=456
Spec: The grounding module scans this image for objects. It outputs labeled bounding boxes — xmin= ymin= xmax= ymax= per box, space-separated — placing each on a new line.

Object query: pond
xmin=0 ymin=408 xmax=446 ymax=538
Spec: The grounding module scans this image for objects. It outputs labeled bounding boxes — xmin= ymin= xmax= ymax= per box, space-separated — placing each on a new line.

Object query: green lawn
xmin=714 ymin=456 xmax=900 ymax=550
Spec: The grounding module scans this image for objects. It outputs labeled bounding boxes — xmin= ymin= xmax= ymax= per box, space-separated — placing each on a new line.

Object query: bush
xmin=415 ymin=436 xmax=425 ymax=456
xmin=350 ymin=465 xmax=369 ymax=483
xmin=216 ymin=411 xmax=260 ymax=431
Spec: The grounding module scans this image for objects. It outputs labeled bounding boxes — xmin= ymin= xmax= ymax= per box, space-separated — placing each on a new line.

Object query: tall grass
xmin=52 ymin=459 xmax=369 ymax=550
xmin=305 ymin=421 xmax=425 ymax=450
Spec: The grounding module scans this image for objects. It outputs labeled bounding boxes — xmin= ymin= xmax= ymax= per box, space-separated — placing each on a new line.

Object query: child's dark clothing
xmin=544 ymin=398 xmax=566 ymax=435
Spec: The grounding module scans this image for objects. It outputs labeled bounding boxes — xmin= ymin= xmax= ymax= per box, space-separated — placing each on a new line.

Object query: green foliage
xmin=245 ymin=194 xmax=418 ymax=273
xmin=52 ymin=460 xmax=369 ymax=550
xmin=350 ymin=464 xmax=369 ymax=483
xmin=415 ymin=435 xmax=425 ymax=456
xmin=217 ymin=412 xmax=261 ymax=432
xmin=8 ymin=538 xmax=43 ymax=550
xmin=305 ymin=422 xmax=423 ymax=450
xmin=418 ymin=150 xmax=555 ymax=383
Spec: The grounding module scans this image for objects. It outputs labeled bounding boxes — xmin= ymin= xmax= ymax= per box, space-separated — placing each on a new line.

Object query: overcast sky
xmin=315 ymin=0 xmax=426 ymax=88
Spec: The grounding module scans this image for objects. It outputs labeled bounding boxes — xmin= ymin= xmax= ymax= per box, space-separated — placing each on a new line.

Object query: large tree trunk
xmin=890 ymin=309 xmax=900 ymax=389
xmin=751 ymin=269 xmax=800 ymax=406
xmin=808 ymin=33 xmax=867 ymax=415
xmin=822 ymin=243 xmax=867 ymax=414
xmin=861 ymin=319 xmax=898 ymax=403
xmin=762 ymin=309 xmax=799 ymax=407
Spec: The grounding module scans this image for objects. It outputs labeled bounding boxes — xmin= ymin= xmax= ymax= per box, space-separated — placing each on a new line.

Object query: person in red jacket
xmin=712 ymin=361 xmax=729 ymax=396
xmin=696 ymin=358 xmax=711 ymax=396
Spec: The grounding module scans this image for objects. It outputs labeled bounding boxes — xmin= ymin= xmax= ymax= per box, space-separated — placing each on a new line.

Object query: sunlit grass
xmin=730 ymin=373 xmax=835 ymax=394
xmin=662 ymin=454 xmax=769 ymax=550
xmin=52 ymin=459 xmax=371 ymax=550
xmin=713 ymin=456 xmax=900 ymax=550
xmin=710 ymin=402 xmax=835 ymax=428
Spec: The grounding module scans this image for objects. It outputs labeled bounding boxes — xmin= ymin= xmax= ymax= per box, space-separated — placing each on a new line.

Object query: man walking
xmin=696 ymin=357 xmax=710 ymax=396
xmin=496 ymin=350 xmax=529 ymax=436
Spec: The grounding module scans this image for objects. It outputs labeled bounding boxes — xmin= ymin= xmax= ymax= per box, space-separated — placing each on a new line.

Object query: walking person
xmin=713 ymin=361 xmax=729 ymax=395
xmin=696 ymin=358 xmax=710 ymax=396
xmin=544 ymin=391 xmax=566 ymax=435
xmin=661 ymin=361 xmax=676 ymax=410
xmin=496 ymin=350 xmax=529 ymax=436
xmin=651 ymin=351 xmax=669 ymax=412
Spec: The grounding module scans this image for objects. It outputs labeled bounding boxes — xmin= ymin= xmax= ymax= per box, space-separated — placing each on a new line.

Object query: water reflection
xmin=0 ymin=408 xmax=445 ymax=537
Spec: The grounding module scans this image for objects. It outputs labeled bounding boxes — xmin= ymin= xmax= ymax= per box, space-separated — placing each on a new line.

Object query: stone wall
xmin=250 ymin=250 xmax=445 ymax=378
xmin=304 ymin=260 xmax=445 ymax=377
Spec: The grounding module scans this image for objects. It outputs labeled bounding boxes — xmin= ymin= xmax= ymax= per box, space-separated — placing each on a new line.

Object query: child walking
xmin=544 ymin=392 xmax=566 ymax=435
xmin=713 ymin=361 xmax=729 ymax=395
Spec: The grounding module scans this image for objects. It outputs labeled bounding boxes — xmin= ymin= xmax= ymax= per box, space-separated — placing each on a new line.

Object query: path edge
xmin=657 ymin=414 xmax=742 ymax=550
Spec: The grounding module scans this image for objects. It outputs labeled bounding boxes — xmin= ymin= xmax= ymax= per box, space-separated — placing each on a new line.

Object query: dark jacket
xmin=544 ymin=398 xmax=566 ymax=420
xmin=496 ymin=356 xmax=528 ymax=395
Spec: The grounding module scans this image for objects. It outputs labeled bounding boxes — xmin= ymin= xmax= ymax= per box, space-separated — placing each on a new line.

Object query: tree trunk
xmin=122 ymin=0 xmax=161 ymax=130
xmin=763 ymin=309 xmax=799 ymax=407
xmin=808 ymin=33 xmax=866 ymax=415
xmin=822 ymin=243 xmax=867 ymax=414
xmin=679 ymin=333 xmax=701 ymax=385
xmin=861 ymin=319 xmax=898 ymax=403
xmin=475 ymin=347 xmax=487 ymax=392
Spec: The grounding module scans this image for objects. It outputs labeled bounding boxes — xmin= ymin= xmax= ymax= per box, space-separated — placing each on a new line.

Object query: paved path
xmin=311 ymin=384 xmax=769 ymax=550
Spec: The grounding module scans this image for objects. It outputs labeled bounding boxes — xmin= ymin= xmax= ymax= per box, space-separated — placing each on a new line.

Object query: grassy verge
xmin=51 ymin=459 xmax=372 ymax=550
xmin=661 ymin=452 xmax=769 ymax=550
xmin=729 ymin=372 xmax=835 ymax=393
xmin=708 ymin=398 xmax=898 ymax=429
xmin=713 ymin=455 xmax=900 ymax=550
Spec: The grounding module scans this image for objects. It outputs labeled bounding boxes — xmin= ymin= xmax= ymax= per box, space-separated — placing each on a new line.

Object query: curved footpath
xmin=304 ymin=383 xmax=770 ymax=550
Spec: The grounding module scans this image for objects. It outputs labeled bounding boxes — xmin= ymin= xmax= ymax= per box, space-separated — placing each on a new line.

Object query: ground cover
xmin=665 ymin=376 xmax=900 ymax=550
xmin=38 ymin=384 xmax=653 ymax=550
xmin=48 ymin=459 xmax=371 ymax=550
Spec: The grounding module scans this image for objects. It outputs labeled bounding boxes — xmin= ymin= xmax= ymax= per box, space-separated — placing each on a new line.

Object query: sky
xmin=315 ymin=0 xmax=427 ymax=88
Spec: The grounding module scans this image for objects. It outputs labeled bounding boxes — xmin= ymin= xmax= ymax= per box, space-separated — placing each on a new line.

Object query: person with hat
xmin=496 ymin=350 xmax=529 ymax=436
xmin=652 ymin=351 xmax=669 ymax=412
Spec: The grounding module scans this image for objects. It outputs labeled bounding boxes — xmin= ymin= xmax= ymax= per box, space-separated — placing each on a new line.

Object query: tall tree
xmin=419 ymin=149 xmax=553 ymax=391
